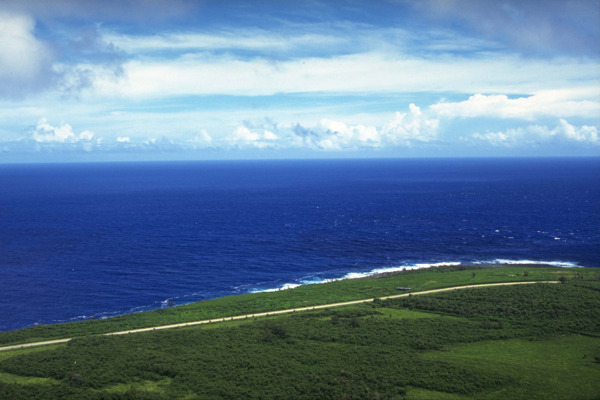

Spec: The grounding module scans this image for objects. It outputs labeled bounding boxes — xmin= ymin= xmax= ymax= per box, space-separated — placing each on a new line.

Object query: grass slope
xmin=421 ymin=336 xmax=600 ymax=400
xmin=0 ymin=266 xmax=598 ymax=399
xmin=0 ymin=264 xmax=593 ymax=346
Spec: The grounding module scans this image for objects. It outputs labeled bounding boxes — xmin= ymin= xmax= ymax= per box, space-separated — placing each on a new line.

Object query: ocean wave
xmin=250 ymin=259 xmax=580 ymax=293
xmin=477 ymin=259 xmax=579 ymax=268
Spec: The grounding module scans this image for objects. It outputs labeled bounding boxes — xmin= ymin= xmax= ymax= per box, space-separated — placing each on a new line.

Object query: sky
xmin=0 ymin=0 xmax=599 ymax=163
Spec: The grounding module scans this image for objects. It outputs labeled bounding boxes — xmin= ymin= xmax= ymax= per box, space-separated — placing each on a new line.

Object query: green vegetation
xmin=0 ymin=264 xmax=593 ymax=346
xmin=0 ymin=265 xmax=599 ymax=399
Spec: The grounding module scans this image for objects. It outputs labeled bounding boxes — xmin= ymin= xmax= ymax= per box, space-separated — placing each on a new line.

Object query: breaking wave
xmin=250 ymin=259 xmax=580 ymax=293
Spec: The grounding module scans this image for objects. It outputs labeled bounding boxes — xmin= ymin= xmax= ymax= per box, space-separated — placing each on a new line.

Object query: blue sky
xmin=0 ymin=0 xmax=599 ymax=162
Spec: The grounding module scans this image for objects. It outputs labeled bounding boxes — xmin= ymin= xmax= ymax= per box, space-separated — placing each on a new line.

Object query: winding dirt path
xmin=0 ymin=281 xmax=558 ymax=352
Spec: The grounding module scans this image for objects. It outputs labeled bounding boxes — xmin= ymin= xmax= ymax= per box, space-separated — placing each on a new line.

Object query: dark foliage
xmin=0 ymin=281 xmax=598 ymax=399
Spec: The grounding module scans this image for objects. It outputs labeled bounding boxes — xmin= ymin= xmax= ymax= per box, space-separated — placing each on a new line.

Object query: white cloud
xmin=558 ymin=119 xmax=599 ymax=143
xmin=468 ymin=119 xmax=599 ymax=147
xmin=93 ymin=15 xmax=598 ymax=101
xmin=223 ymin=104 xmax=439 ymax=151
xmin=228 ymin=125 xmax=281 ymax=149
xmin=0 ymin=11 xmax=125 ymax=99
xmin=317 ymin=120 xmax=352 ymax=150
xmin=320 ymin=120 xmax=381 ymax=146
xmin=78 ymin=130 xmax=94 ymax=141
xmin=232 ymin=126 xmax=261 ymax=142
xmin=0 ymin=12 xmax=54 ymax=98
xmin=320 ymin=119 xmax=353 ymax=145
xmin=5 ymin=108 xmax=598 ymax=158
xmin=187 ymin=130 xmax=213 ymax=147
xmin=382 ymin=104 xmax=439 ymax=145
xmin=32 ymin=118 xmax=95 ymax=143
xmin=355 ymin=125 xmax=380 ymax=144
xmin=431 ymin=89 xmax=600 ymax=120
xmin=263 ymin=130 xmax=278 ymax=141
xmin=93 ymin=51 xmax=599 ymax=99
xmin=471 ymin=131 xmax=514 ymax=147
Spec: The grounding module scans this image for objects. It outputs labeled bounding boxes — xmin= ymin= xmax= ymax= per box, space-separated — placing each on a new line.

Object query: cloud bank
xmin=431 ymin=90 xmax=600 ymax=120
xmin=0 ymin=0 xmax=598 ymax=161
xmin=468 ymin=120 xmax=599 ymax=147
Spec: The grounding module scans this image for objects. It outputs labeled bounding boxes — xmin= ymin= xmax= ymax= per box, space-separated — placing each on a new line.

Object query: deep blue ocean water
xmin=0 ymin=158 xmax=599 ymax=332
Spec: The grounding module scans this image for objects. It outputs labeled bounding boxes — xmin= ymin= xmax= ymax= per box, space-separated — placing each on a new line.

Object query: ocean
xmin=0 ymin=158 xmax=598 ymax=332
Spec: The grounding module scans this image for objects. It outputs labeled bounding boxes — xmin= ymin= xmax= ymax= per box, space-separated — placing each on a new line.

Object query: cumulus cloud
xmin=187 ymin=130 xmax=213 ymax=148
xmin=319 ymin=119 xmax=381 ymax=149
xmin=310 ymin=105 xmax=438 ymax=150
xmin=382 ymin=104 xmax=439 ymax=145
xmin=232 ymin=126 xmax=261 ymax=143
xmin=227 ymin=124 xmax=284 ymax=149
xmin=468 ymin=119 xmax=599 ymax=147
xmin=18 ymin=118 xmax=190 ymax=155
xmin=223 ymin=104 xmax=440 ymax=151
xmin=0 ymin=118 xmax=103 ymax=154
xmin=32 ymin=118 xmax=95 ymax=143
xmin=431 ymin=90 xmax=600 ymax=120
xmin=558 ymin=119 xmax=599 ymax=143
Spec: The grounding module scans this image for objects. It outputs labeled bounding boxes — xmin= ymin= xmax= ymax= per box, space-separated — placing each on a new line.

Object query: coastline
xmin=0 ymin=262 xmax=594 ymax=346
xmin=251 ymin=259 xmax=581 ymax=293
xmin=1 ymin=263 xmax=597 ymax=399
xmin=3 ymin=158 xmax=597 ymax=333
xmin=5 ymin=259 xmax=586 ymax=333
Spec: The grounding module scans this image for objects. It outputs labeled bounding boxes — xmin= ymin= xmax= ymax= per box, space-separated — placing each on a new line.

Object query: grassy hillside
xmin=0 ymin=265 xmax=599 ymax=399
xmin=0 ymin=264 xmax=592 ymax=346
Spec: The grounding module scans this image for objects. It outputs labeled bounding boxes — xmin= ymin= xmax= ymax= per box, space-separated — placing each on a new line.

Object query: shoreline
xmin=0 ymin=262 xmax=593 ymax=340
xmin=1 ymin=264 xmax=597 ymax=399
xmin=3 ymin=259 xmax=586 ymax=333
xmin=252 ymin=259 xmax=581 ymax=293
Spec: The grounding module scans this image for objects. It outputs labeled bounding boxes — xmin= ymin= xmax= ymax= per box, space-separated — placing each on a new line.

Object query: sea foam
xmin=479 ymin=259 xmax=579 ymax=268
xmin=252 ymin=259 xmax=579 ymax=293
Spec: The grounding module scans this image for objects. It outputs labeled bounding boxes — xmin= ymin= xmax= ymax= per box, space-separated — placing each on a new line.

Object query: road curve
xmin=0 ymin=281 xmax=558 ymax=352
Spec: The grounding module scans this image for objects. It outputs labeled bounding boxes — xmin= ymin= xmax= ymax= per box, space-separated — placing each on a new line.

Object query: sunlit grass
xmin=421 ymin=335 xmax=600 ymax=400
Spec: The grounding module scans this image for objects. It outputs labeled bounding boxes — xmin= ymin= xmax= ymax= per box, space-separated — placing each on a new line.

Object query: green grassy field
xmin=419 ymin=335 xmax=600 ymax=400
xmin=0 ymin=265 xmax=598 ymax=399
